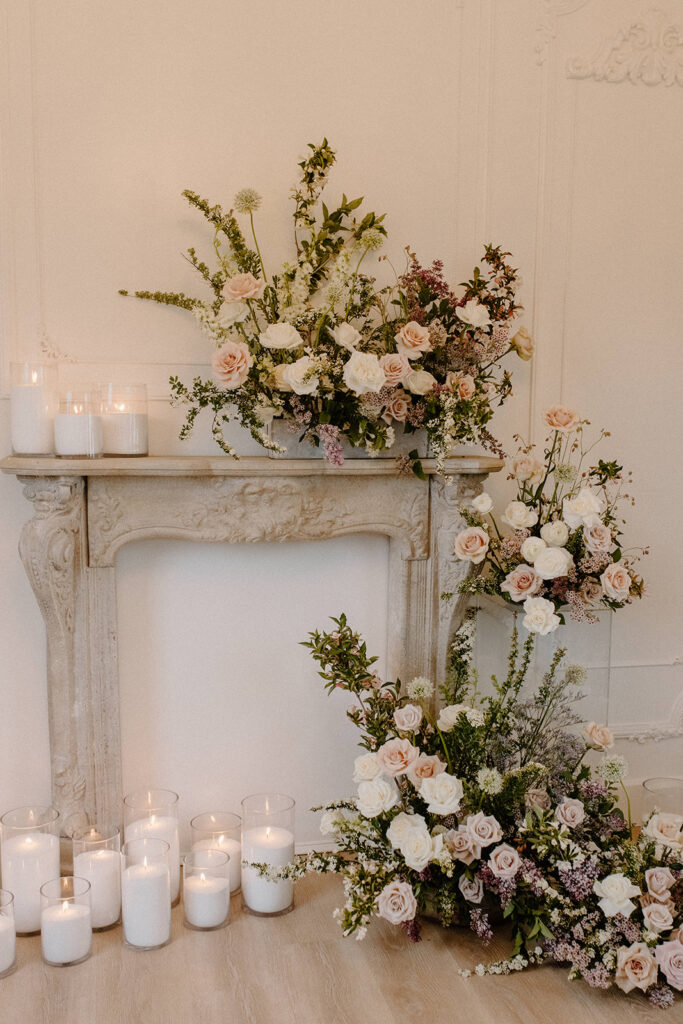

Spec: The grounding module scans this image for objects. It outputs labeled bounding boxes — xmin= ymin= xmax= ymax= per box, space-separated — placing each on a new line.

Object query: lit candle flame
xmin=31 ymin=371 xmax=38 ymax=385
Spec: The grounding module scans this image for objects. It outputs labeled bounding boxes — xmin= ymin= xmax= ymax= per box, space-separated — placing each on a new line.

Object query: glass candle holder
xmin=123 ymin=789 xmax=180 ymax=904
xmin=241 ymin=793 xmax=295 ymax=917
xmin=0 ymin=891 xmax=17 ymax=978
xmin=0 ymin=805 xmax=61 ymax=935
xmin=40 ymin=877 xmax=92 ymax=967
xmin=10 ymin=361 xmax=57 ymax=456
xmin=642 ymin=777 xmax=683 ymax=819
xmin=190 ymin=812 xmax=241 ymax=893
xmin=121 ymin=837 xmax=171 ymax=951
xmin=71 ymin=825 xmax=121 ymax=930
xmin=54 ymin=387 xmax=103 ymax=458
xmin=183 ymin=850 xmax=230 ymax=931
xmin=101 ymin=383 xmax=149 ymax=456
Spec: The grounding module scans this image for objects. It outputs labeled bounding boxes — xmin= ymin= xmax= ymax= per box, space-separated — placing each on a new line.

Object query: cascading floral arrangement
xmin=453 ymin=409 xmax=647 ymax=633
xmin=249 ymin=614 xmax=682 ymax=1011
xmin=120 ymin=140 xmax=532 ymax=473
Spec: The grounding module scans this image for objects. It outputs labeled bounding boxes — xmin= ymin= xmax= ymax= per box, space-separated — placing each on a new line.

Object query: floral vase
xmin=266 ymin=419 xmax=429 ymax=460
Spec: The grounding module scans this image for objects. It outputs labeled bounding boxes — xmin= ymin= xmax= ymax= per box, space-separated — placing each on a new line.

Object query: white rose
xmin=601 ymin=562 xmax=631 ymax=602
xmin=540 ymin=520 xmax=569 ymax=547
xmin=353 ymin=752 xmax=382 ymax=783
xmin=399 ymin=824 xmax=434 ymax=871
xmin=259 ymin=322 xmax=304 ymax=351
xmin=356 ymin=776 xmax=399 ymax=818
xmin=471 ymin=492 xmax=493 ymax=515
xmin=217 ymin=301 xmax=250 ymax=327
xmin=405 ymin=369 xmax=437 ymax=396
xmin=513 ymin=454 xmax=544 ymax=483
xmin=458 ymin=873 xmax=484 ymax=904
xmin=520 ymin=536 xmax=546 ymax=563
xmin=554 ymin=798 xmax=585 ymax=829
xmin=281 ymin=355 xmax=318 ymax=395
xmin=533 ymin=546 xmax=574 ymax=580
xmin=329 ymin=322 xmax=362 ymax=351
xmin=522 ymin=597 xmax=561 ymax=635
xmin=419 ymin=773 xmax=464 ymax=816
xmin=457 ymin=299 xmax=491 ymax=329
xmin=593 ymin=873 xmax=641 ymax=918
xmin=562 ymin=487 xmax=604 ymax=529
xmin=437 ymin=704 xmax=484 ymax=730
xmin=376 ymin=880 xmax=417 ymax=924
xmin=387 ymin=812 xmax=426 ymax=849
xmin=342 ymin=351 xmax=387 ymax=395
xmin=272 ymin=363 xmax=293 ymax=392
xmin=488 ymin=843 xmax=522 ymax=879
xmin=393 ymin=704 xmax=423 ymax=732
xmin=502 ymin=501 xmax=538 ymax=530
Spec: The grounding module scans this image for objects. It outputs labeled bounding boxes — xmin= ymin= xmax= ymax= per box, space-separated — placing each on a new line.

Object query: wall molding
xmin=567 ymin=7 xmax=683 ymax=86
xmin=535 ymin=0 xmax=591 ymax=67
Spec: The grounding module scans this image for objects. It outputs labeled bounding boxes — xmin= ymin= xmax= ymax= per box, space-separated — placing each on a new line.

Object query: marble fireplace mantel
xmin=1 ymin=454 xmax=501 ymax=836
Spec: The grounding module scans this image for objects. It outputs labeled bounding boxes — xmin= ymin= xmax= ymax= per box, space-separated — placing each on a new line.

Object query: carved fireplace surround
xmin=1 ymin=453 xmax=501 ymax=837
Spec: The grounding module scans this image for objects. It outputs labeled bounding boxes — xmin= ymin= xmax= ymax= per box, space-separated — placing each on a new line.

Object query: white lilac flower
xmin=233 ymin=188 xmax=262 ymax=214
xmin=406 ymin=676 xmax=434 ymax=700
xmin=360 ymin=228 xmax=384 ymax=251
xmin=476 ymin=767 xmax=503 ymax=795
xmin=596 ymin=755 xmax=628 ymax=782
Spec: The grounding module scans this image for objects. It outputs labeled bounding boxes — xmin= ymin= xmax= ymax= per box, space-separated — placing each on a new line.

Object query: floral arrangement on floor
xmin=453 ymin=409 xmax=647 ymax=633
xmin=120 ymin=140 xmax=532 ymax=473
xmin=250 ymin=613 xmax=682 ymax=1010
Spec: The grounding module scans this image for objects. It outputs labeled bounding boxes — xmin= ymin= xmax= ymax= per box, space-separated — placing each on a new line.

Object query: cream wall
xmin=1 ymin=0 xmax=681 ymax=840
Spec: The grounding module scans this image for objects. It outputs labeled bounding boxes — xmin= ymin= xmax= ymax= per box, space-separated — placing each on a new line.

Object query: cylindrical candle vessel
xmin=40 ymin=877 xmax=92 ymax=967
xmin=123 ymin=789 xmax=180 ymax=904
xmin=0 ymin=891 xmax=17 ymax=978
xmin=10 ymin=361 xmax=57 ymax=455
xmin=54 ymin=387 xmax=103 ymax=458
xmin=241 ymin=793 xmax=295 ymax=916
xmin=0 ymin=806 xmax=61 ymax=935
xmin=72 ymin=825 xmax=121 ymax=930
xmin=101 ymin=383 xmax=149 ymax=456
xmin=121 ymin=837 xmax=171 ymax=951
xmin=183 ymin=850 xmax=230 ymax=931
xmin=190 ymin=812 xmax=241 ymax=893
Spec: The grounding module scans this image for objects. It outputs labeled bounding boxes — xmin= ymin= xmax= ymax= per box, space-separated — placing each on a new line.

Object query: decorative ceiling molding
xmin=535 ymin=0 xmax=591 ymax=67
xmin=566 ymin=7 xmax=683 ymax=86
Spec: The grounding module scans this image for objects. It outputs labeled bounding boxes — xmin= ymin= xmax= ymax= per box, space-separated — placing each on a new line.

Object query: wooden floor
xmin=0 ymin=873 xmax=664 ymax=1024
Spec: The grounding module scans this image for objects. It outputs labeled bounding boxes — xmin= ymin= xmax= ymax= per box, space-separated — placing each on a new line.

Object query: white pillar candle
xmin=10 ymin=385 xmax=54 ymax=454
xmin=121 ymin=862 xmax=171 ymax=949
xmin=183 ymin=874 xmax=229 ymax=929
xmin=72 ymin=850 xmax=121 ymax=929
xmin=125 ymin=816 xmax=180 ymax=903
xmin=0 ymin=916 xmax=16 ymax=975
xmin=0 ymin=833 xmax=60 ymax=933
xmin=241 ymin=826 xmax=295 ymax=914
xmin=40 ymin=902 xmax=92 ymax=965
xmin=192 ymin=837 xmax=241 ymax=893
xmin=54 ymin=413 xmax=103 ymax=457
xmin=101 ymin=412 xmax=148 ymax=455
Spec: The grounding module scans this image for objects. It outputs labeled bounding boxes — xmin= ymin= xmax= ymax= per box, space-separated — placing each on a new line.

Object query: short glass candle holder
xmin=642 ymin=777 xmax=683 ymax=820
xmin=123 ymin=788 xmax=180 ymax=905
xmin=190 ymin=812 xmax=242 ymax=893
xmin=183 ymin=850 xmax=230 ymax=931
xmin=0 ymin=805 xmax=61 ymax=935
xmin=101 ymin=383 xmax=149 ymax=456
xmin=121 ymin=837 xmax=171 ymax=951
xmin=241 ymin=793 xmax=295 ymax=917
xmin=54 ymin=387 xmax=103 ymax=458
xmin=72 ymin=825 xmax=121 ymax=931
xmin=10 ymin=361 xmax=57 ymax=456
xmin=0 ymin=891 xmax=17 ymax=978
xmin=40 ymin=877 xmax=92 ymax=967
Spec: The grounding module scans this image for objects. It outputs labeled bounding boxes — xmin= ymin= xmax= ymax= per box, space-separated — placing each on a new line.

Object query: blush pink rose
xmin=525 ymin=788 xmax=551 ymax=811
xmin=458 ymin=873 xmax=484 ymax=903
xmin=376 ymin=880 xmax=417 ymax=924
xmin=453 ymin=527 xmax=489 ymax=565
xmin=407 ymin=754 xmax=446 ymax=787
xmin=554 ymin=798 xmax=585 ymax=829
xmin=393 ymin=704 xmax=423 ymax=732
xmin=584 ymin=722 xmax=614 ymax=750
xmin=381 ymin=389 xmax=411 ymax=424
xmin=583 ymin=522 xmax=614 ymax=554
xmin=544 ymin=405 xmax=581 ymax=432
xmin=223 ymin=272 xmax=266 ymax=301
xmin=444 ymin=827 xmax=481 ymax=865
xmin=379 ymin=353 xmax=412 ymax=386
xmin=376 ymin=737 xmax=420 ymax=777
xmin=601 ymin=562 xmax=631 ymax=602
xmin=465 ymin=812 xmax=503 ymax=849
xmin=445 ymin=372 xmax=476 ymax=400
xmin=655 ymin=939 xmax=683 ymax=991
xmin=211 ymin=340 xmax=253 ymax=389
xmin=642 ymin=901 xmax=674 ymax=934
xmin=488 ymin=843 xmax=521 ymax=879
xmin=614 ymin=942 xmax=658 ymax=993
xmin=512 ymin=454 xmax=544 ymax=483
xmin=500 ymin=564 xmax=543 ymax=603
xmin=395 ymin=321 xmax=432 ymax=359
xmin=645 ymin=867 xmax=676 ymax=902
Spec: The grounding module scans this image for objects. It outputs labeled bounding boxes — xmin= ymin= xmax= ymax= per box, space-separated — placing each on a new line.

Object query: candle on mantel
xmin=241 ymin=826 xmax=295 ymax=915
xmin=72 ymin=849 xmax=121 ymax=929
xmin=10 ymin=362 xmax=57 ymax=456
xmin=54 ymin=389 xmax=103 ymax=458
xmin=40 ymin=900 xmax=92 ymax=966
xmin=0 ymin=892 xmax=16 ymax=977
xmin=124 ymin=816 xmax=180 ymax=904
xmin=101 ymin=385 xmax=148 ymax=456
xmin=121 ymin=858 xmax=171 ymax=950
xmin=0 ymin=832 xmax=60 ymax=934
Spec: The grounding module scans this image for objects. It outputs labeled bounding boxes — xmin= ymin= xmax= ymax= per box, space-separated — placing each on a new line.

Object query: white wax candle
xmin=101 ymin=412 xmax=148 ymax=455
xmin=73 ymin=850 xmax=121 ymax=929
xmin=192 ymin=837 xmax=241 ymax=892
xmin=121 ymin=862 xmax=171 ymax=949
xmin=54 ymin=413 xmax=103 ymax=457
xmin=125 ymin=816 xmax=180 ymax=902
xmin=10 ymin=385 xmax=54 ymax=454
xmin=183 ymin=873 xmax=229 ymax=929
xmin=40 ymin=902 xmax=91 ymax=965
xmin=0 ymin=916 xmax=16 ymax=975
xmin=241 ymin=826 xmax=294 ymax=914
xmin=0 ymin=832 xmax=60 ymax=933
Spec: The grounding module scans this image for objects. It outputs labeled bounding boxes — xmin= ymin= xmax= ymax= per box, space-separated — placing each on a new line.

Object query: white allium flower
xmin=477 ymin=767 xmax=503 ymax=795
xmin=360 ymin=228 xmax=384 ymax=251
xmin=565 ymin=664 xmax=587 ymax=687
xmin=406 ymin=676 xmax=434 ymax=700
xmin=596 ymin=755 xmax=628 ymax=782
xmin=233 ymin=188 xmax=262 ymax=213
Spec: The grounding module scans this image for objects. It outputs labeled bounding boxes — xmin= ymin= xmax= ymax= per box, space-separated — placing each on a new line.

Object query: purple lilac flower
xmin=558 ymin=858 xmax=600 ymax=902
xmin=612 ymin=914 xmax=640 ymax=943
xmin=317 ymin=424 xmax=345 ymax=466
xmin=579 ymin=778 xmax=608 ymax=800
xmin=469 ymin=909 xmax=493 ymax=946
xmin=648 ymin=986 xmax=675 ymax=1009
xmin=581 ymin=964 xmax=611 ymax=989
xmin=401 ymin=917 xmax=422 ymax=943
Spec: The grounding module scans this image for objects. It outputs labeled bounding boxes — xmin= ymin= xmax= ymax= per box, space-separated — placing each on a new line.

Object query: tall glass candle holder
xmin=123 ymin=789 xmax=180 ymax=904
xmin=0 ymin=805 xmax=60 ymax=935
xmin=71 ymin=825 xmax=121 ymax=930
xmin=0 ymin=891 xmax=17 ymax=978
xmin=642 ymin=777 xmax=683 ymax=820
xmin=190 ymin=812 xmax=241 ymax=893
xmin=10 ymin=361 xmax=57 ymax=456
xmin=183 ymin=850 xmax=230 ymax=931
xmin=40 ymin=877 xmax=92 ymax=967
xmin=121 ymin=837 xmax=171 ymax=951
xmin=241 ymin=793 xmax=295 ymax=917
xmin=101 ymin=383 xmax=149 ymax=456
xmin=54 ymin=387 xmax=103 ymax=458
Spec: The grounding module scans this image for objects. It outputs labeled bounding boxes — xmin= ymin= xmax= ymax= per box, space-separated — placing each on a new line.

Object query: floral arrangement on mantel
xmin=120 ymin=140 xmax=532 ymax=474
xmin=252 ymin=614 xmax=682 ymax=1010
xmin=453 ymin=409 xmax=647 ymax=633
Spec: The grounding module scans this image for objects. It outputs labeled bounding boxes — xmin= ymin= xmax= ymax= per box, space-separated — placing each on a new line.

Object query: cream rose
xmin=223 ymin=272 xmax=266 ymax=302
xmin=642 ymin=901 xmax=674 ymax=934
xmin=525 ymin=788 xmax=552 ymax=811
xmin=584 ymin=722 xmax=614 ymax=750
xmin=471 ymin=492 xmax=493 ymax=515
xmin=217 ymin=300 xmax=250 ymax=327
xmin=453 ymin=527 xmax=489 ymax=565
xmin=513 ymin=454 xmax=544 ymax=483
xmin=379 ymin=353 xmax=412 ymax=385
xmin=488 ymin=844 xmax=521 ymax=879
xmin=601 ymin=562 xmax=631 ymax=602
xmin=353 ymin=752 xmax=382 ymax=783
xmin=259 ymin=322 xmax=304 ymax=350
xmin=381 ymin=389 xmax=411 ymax=424
xmin=399 ymin=825 xmax=434 ymax=871
xmin=376 ymin=880 xmax=417 ymax=924
xmin=500 ymin=564 xmax=543 ymax=603
xmin=444 ymin=827 xmax=480 ymax=865
xmin=211 ymin=339 xmax=253 ymax=389
xmin=655 ymin=939 xmax=683 ymax=992
xmin=406 ymin=754 xmax=446 ymax=787
xmin=419 ymin=773 xmax=464 ymax=816
xmin=329 ymin=322 xmax=362 ymax=351
xmin=376 ymin=738 xmax=420 ymax=777
xmin=458 ymin=873 xmax=484 ymax=903
xmin=614 ymin=942 xmax=658 ymax=994
xmin=356 ymin=776 xmax=399 ymax=818
xmin=457 ymin=299 xmax=491 ymax=328
xmin=395 ymin=321 xmax=432 ymax=358
xmin=533 ymin=546 xmax=573 ymax=580
xmin=562 ymin=487 xmax=604 ymax=529
xmin=502 ymin=501 xmax=538 ymax=530
xmin=281 ymin=355 xmax=318 ymax=395
xmin=465 ymin=812 xmax=503 ymax=849
xmin=393 ymin=704 xmax=423 ymax=732
xmin=584 ymin=522 xmax=614 ymax=554
xmin=554 ymin=798 xmax=585 ymax=829
xmin=593 ymin=873 xmax=641 ymax=917
xmin=342 ymin=351 xmax=387 ymax=395
xmin=446 ymin=372 xmax=476 ymax=400
xmin=520 ymin=536 xmax=546 ymax=563
xmin=405 ymin=369 xmax=437 ymax=396
xmin=522 ymin=597 xmax=561 ymax=635
xmin=645 ymin=867 xmax=676 ymax=902
xmin=644 ymin=813 xmax=683 ymax=851
xmin=272 ymin=363 xmax=293 ymax=391
xmin=437 ymin=704 xmax=484 ymax=730
xmin=511 ymin=326 xmax=534 ymax=361
xmin=540 ymin=520 xmax=569 ymax=547
xmin=387 ymin=811 xmax=426 ymax=849
xmin=544 ymin=405 xmax=580 ymax=433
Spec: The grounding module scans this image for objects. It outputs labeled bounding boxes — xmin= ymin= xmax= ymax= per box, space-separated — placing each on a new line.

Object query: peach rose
xmin=395 ymin=321 xmax=431 ymax=359
xmin=645 ymin=867 xmax=676 ymax=902
xmin=644 ymin=813 xmax=683 ymax=851
xmin=379 ymin=353 xmax=412 ymax=386
xmin=554 ymin=798 xmax=585 ymax=829
xmin=453 ymin=527 xmax=489 ymax=565
xmin=544 ymin=405 xmax=581 ymax=433
xmin=512 ymin=454 xmax=544 ymax=484
xmin=601 ymin=562 xmax=631 ymax=602
xmin=614 ymin=942 xmax=658 ymax=993
xmin=211 ymin=339 xmax=253 ymax=389
xmin=393 ymin=704 xmax=423 ymax=732
xmin=642 ymin=901 xmax=674 ymax=934
xmin=584 ymin=522 xmax=614 ymax=554
xmin=376 ymin=737 xmax=420 ymax=777
xmin=445 ymin=372 xmax=476 ymax=400
xmin=525 ymin=788 xmax=551 ymax=811
xmin=407 ymin=754 xmax=446 ymax=787
xmin=223 ymin=272 xmax=265 ymax=302
xmin=488 ymin=843 xmax=521 ymax=879
xmin=584 ymin=722 xmax=614 ymax=750
xmin=381 ymin=389 xmax=411 ymax=424
xmin=655 ymin=939 xmax=683 ymax=991
xmin=465 ymin=812 xmax=503 ymax=849
xmin=376 ymin=880 xmax=417 ymax=924
xmin=500 ymin=564 xmax=543 ymax=603
xmin=444 ymin=827 xmax=480 ymax=865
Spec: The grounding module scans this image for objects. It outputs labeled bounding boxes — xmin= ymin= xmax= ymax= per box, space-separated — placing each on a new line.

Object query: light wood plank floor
xmin=0 ymin=873 xmax=664 ymax=1023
